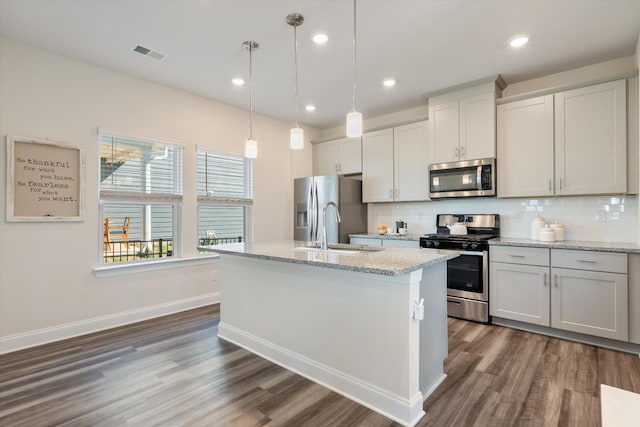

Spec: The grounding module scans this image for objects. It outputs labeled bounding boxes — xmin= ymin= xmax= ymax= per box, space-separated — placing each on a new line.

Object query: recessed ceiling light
xmin=232 ymin=78 xmax=245 ymax=86
xmin=509 ymin=36 xmax=529 ymax=48
xmin=312 ymin=33 xmax=328 ymax=44
xmin=382 ymin=79 xmax=396 ymax=87
xmin=305 ymin=105 xmax=316 ymax=112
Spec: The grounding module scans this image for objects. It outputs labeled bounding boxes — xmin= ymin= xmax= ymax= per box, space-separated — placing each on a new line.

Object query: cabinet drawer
xmin=490 ymin=246 xmax=549 ymax=266
xmin=551 ymin=249 xmax=627 ymax=273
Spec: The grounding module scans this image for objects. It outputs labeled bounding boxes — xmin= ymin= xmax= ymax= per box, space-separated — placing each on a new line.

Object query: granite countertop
xmin=489 ymin=238 xmax=640 ymax=254
xmin=349 ymin=233 xmax=421 ymax=241
xmin=198 ymin=240 xmax=458 ymax=276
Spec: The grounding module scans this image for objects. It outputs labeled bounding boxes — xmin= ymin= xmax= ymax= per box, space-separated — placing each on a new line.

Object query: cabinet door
xmin=382 ymin=239 xmax=419 ymax=248
xmin=350 ymin=237 xmax=382 ymax=246
xmin=555 ymin=79 xmax=627 ymax=195
xmin=362 ymin=128 xmax=394 ymax=202
xmin=394 ymin=121 xmax=429 ymax=201
xmin=459 ymin=93 xmax=496 ymax=160
xmin=551 ymin=268 xmax=628 ymax=341
xmin=490 ymin=262 xmax=550 ymax=326
xmin=497 ymin=95 xmax=554 ymax=197
xmin=429 ymin=100 xmax=459 ymax=163
xmin=338 ymin=137 xmax=362 ymax=174
xmin=313 ymin=139 xmax=338 ymax=176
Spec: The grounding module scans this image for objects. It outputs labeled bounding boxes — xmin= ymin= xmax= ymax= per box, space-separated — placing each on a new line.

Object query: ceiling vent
xmin=131 ymin=44 xmax=166 ymax=61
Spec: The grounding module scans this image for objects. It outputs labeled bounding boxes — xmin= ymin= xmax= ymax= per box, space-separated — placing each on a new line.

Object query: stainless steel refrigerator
xmin=294 ymin=175 xmax=367 ymax=244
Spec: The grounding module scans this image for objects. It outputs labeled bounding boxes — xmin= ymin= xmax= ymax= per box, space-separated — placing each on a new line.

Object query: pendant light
xmin=287 ymin=13 xmax=304 ymax=150
xmin=346 ymin=0 xmax=362 ymax=137
xmin=243 ymin=41 xmax=259 ymax=158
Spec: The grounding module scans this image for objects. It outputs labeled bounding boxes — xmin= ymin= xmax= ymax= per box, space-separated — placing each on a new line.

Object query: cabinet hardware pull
xmin=509 ymin=254 xmax=525 ymax=258
xmin=395 ymin=189 xmax=399 ymax=198
xmin=461 ymin=146 xmax=466 ymax=157
xmin=389 ymin=189 xmax=393 ymax=199
xmin=455 ymin=147 xmax=459 ymax=158
xmin=554 ymin=274 xmax=558 ymax=288
xmin=447 ymin=299 xmax=462 ymax=305
xmin=549 ymin=179 xmax=552 ymax=191
xmin=577 ymin=259 xmax=597 ymax=263
xmin=543 ymin=272 xmax=547 ymax=287
xmin=559 ymin=178 xmax=563 ymax=190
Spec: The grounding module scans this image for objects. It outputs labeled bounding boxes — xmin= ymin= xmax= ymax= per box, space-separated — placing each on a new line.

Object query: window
xmin=99 ymin=132 xmax=183 ymax=264
xmin=197 ymin=148 xmax=252 ymax=249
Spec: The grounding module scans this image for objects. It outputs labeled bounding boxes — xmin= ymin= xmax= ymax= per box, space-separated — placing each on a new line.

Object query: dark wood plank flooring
xmin=1 ymin=305 xmax=639 ymax=426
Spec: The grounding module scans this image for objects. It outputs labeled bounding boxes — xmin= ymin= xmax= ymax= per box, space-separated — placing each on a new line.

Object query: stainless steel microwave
xmin=429 ymin=158 xmax=496 ymax=199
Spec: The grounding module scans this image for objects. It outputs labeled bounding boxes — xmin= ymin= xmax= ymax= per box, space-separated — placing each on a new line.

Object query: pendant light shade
xmin=290 ymin=127 xmax=304 ymax=149
xmin=287 ymin=13 xmax=304 ymax=150
xmin=243 ymin=41 xmax=259 ymax=159
xmin=346 ymin=0 xmax=363 ymax=138
xmin=346 ymin=112 xmax=363 ymax=138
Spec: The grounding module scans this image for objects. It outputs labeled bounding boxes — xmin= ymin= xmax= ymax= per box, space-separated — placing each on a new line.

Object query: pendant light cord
xmin=249 ymin=43 xmax=254 ymax=140
xmin=294 ymin=24 xmax=299 ymax=128
xmin=352 ymin=0 xmax=357 ymax=113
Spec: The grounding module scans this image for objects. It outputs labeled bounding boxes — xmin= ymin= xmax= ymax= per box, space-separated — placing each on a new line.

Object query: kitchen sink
xmin=294 ymin=243 xmax=384 ymax=254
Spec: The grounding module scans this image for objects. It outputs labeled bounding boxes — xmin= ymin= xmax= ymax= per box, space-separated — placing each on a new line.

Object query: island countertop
xmin=199 ymin=240 xmax=458 ymax=276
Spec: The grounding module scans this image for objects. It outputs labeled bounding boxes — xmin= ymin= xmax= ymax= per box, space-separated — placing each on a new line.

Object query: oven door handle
xmin=456 ymin=251 xmax=485 ymax=256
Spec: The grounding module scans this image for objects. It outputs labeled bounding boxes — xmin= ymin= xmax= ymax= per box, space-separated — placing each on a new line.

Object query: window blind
xmin=196 ymin=149 xmax=253 ymax=202
xmin=99 ymin=133 xmax=183 ymax=198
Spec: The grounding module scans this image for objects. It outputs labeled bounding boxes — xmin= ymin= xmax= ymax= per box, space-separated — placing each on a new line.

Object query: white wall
xmin=0 ymin=38 xmax=317 ymax=352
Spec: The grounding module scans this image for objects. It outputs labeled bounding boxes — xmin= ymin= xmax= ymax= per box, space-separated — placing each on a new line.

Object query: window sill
xmin=94 ymin=254 xmax=220 ymax=278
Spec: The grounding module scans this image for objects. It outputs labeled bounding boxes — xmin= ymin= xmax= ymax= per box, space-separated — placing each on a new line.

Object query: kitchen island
xmin=199 ymin=241 xmax=457 ymax=426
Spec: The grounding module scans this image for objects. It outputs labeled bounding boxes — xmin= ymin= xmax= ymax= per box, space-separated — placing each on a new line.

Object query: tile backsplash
xmin=368 ymin=196 xmax=637 ymax=243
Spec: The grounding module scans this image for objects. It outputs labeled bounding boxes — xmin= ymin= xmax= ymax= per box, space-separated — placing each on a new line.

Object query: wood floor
xmin=1 ymin=305 xmax=639 ymax=427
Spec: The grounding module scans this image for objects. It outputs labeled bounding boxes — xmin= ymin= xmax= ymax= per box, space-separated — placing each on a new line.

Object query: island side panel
xmin=419 ymin=261 xmax=448 ymax=398
xmin=218 ymin=254 xmax=425 ymax=425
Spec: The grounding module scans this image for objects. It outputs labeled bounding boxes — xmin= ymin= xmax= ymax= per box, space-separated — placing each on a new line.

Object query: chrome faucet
xmin=321 ymin=201 xmax=341 ymax=250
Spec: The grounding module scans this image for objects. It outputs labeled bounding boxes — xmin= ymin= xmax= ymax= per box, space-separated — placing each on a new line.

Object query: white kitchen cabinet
xmin=490 ymin=246 xmax=550 ymax=326
xmin=555 ymin=80 xmax=627 ymax=195
xmin=362 ymin=121 xmax=428 ymax=203
xmin=497 ymin=95 xmax=554 ymax=197
xmin=350 ymin=236 xmax=382 ymax=246
xmin=490 ymin=246 xmax=629 ymax=342
xmin=362 ymin=128 xmax=394 ymax=202
xmin=393 ymin=121 xmax=429 ymax=201
xmin=497 ymin=79 xmax=627 ymax=198
xmin=429 ymin=84 xmax=498 ymax=164
xmin=382 ymin=239 xmax=419 ymax=248
xmin=551 ymin=249 xmax=628 ymax=341
xmin=313 ymin=137 xmax=362 ymax=176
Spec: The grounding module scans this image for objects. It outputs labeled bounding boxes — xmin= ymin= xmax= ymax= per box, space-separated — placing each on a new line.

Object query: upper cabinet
xmin=497 ymin=79 xmax=627 ymax=197
xmin=555 ymin=80 xmax=626 ymax=195
xmin=428 ymin=82 xmax=501 ymax=164
xmin=362 ymin=121 xmax=429 ymax=203
xmin=313 ymin=137 xmax=362 ymax=176
xmin=497 ymin=95 xmax=555 ymax=197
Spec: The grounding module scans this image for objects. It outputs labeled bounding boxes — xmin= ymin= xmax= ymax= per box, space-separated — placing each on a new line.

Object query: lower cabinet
xmin=551 ymin=258 xmax=628 ymax=341
xmin=349 ymin=236 xmax=419 ymax=248
xmin=489 ymin=246 xmax=629 ymax=341
xmin=490 ymin=262 xmax=550 ymax=326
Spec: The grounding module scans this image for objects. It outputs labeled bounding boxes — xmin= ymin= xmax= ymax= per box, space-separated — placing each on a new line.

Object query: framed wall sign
xmin=6 ymin=135 xmax=86 ymax=221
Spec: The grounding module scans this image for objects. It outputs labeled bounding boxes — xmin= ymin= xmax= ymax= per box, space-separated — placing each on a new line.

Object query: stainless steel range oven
xmin=419 ymin=214 xmax=500 ymax=323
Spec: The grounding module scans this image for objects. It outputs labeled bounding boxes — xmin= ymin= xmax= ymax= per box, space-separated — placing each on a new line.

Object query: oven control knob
xmin=471 ymin=243 xmax=479 ymax=250
xmin=433 ymin=241 xmax=440 ymax=248
xmin=423 ymin=240 xmax=431 ymax=248
xmin=461 ymin=242 xmax=469 ymax=249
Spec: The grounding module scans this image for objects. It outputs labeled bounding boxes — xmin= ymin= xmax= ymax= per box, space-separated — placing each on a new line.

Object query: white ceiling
xmin=1 ymin=0 xmax=639 ymax=130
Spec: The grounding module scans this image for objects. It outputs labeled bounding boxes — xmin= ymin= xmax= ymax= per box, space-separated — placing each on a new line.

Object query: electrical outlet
xmin=595 ymin=211 xmax=606 ymax=223
xmin=514 ymin=211 xmax=523 ymax=222
xmin=211 ymin=271 xmax=219 ymax=281
xmin=418 ymin=211 xmax=424 ymax=221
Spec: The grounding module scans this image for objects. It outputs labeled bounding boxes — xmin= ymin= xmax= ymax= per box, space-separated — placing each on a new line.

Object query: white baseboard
xmin=0 ymin=293 xmax=219 ymax=354
xmin=218 ymin=322 xmax=425 ymax=427
xmin=423 ymin=373 xmax=447 ymax=402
